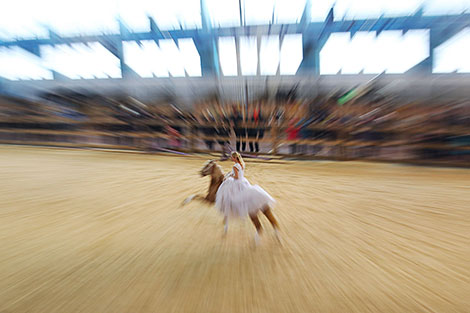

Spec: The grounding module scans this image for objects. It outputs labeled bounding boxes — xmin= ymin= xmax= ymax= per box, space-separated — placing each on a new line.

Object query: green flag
xmin=337 ymin=88 xmax=358 ymax=106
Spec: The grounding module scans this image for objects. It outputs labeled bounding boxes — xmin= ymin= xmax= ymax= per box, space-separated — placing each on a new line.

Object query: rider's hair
xmin=231 ymin=151 xmax=245 ymax=169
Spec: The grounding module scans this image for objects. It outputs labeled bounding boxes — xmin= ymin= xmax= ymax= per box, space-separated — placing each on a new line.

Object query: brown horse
xmin=182 ymin=160 xmax=225 ymax=204
xmin=183 ymin=160 xmax=280 ymax=244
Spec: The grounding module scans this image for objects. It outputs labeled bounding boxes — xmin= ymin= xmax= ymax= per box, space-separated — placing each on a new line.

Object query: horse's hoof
xmin=183 ymin=195 xmax=194 ymax=205
xmin=254 ymin=232 xmax=260 ymax=246
xmin=274 ymin=229 xmax=281 ymax=244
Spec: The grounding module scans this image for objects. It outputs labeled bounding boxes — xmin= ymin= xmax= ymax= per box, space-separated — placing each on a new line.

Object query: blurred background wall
xmin=0 ymin=0 xmax=469 ymax=165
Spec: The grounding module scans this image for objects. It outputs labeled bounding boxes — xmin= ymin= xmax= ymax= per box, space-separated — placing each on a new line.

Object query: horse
xmin=183 ymin=160 xmax=280 ymax=244
xmin=182 ymin=160 xmax=225 ymax=204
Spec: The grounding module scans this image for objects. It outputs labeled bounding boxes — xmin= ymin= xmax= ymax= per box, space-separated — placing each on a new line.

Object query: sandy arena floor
xmin=0 ymin=146 xmax=468 ymax=313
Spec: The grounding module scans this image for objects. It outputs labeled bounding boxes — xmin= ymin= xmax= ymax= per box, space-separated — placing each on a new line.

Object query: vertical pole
xmin=238 ymin=0 xmax=244 ymax=26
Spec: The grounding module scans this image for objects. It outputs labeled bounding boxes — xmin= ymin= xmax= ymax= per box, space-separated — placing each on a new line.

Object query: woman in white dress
xmin=215 ymin=151 xmax=280 ymax=244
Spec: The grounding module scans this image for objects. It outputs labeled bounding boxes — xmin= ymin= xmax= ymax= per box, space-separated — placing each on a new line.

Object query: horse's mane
xmin=213 ymin=164 xmax=224 ymax=177
xmin=202 ymin=160 xmax=213 ymax=168
xmin=206 ymin=162 xmax=225 ymax=203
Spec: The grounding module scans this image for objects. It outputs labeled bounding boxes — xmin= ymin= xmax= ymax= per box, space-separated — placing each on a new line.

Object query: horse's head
xmin=200 ymin=160 xmax=217 ymax=177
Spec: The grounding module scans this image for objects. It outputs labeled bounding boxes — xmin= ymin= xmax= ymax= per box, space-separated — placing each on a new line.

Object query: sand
xmin=0 ymin=146 xmax=468 ymax=313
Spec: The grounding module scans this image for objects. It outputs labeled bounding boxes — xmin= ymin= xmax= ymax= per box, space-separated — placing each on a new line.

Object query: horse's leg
xmin=261 ymin=206 xmax=279 ymax=229
xmin=249 ymin=213 xmax=263 ymax=245
xmin=262 ymin=206 xmax=281 ymax=242
xmin=182 ymin=194 xmax=205 ymax=206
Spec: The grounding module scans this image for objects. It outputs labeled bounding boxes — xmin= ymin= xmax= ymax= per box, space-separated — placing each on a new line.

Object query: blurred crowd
xmin=0 ymin=90 xmax=468 ymax=164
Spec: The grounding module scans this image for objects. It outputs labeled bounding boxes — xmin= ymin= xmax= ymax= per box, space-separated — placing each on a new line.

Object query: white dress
xmin=215 ymin=163 xmax=275 ymax=218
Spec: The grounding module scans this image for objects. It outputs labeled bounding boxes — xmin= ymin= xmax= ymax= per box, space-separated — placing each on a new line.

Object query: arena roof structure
xmin=0 ymin=0 xmax=469 ymax=102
